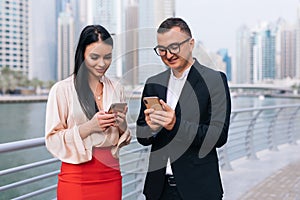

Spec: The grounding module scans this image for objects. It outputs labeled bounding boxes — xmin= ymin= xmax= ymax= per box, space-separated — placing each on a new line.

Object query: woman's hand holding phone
xmin=79 ymin=111 xmax=115 ymax=139
xmin=107 ymin=103 xmax=128 ymax=133
xmin=96 ymin=110 xmax=116 ymax=132
xmin=113 ymin=106 xmax=128 ymax=133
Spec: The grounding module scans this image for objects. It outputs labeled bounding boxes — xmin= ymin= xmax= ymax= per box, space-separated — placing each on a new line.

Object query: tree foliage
xmin=0 ymin=67 xmax=54 ymax=94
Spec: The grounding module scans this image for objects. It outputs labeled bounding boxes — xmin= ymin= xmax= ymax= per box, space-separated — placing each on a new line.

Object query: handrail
xmin=1 ymin=104 xmax=300 ymax=199
xmin=0 ymin=158 xmax=58 ymax=176
xmin=0 ymin=138 xmax=44 ymax=153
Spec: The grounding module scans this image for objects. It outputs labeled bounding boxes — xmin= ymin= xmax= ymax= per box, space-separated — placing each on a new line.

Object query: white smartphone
xmin=143 ymin=96 xmax=163 ymax=111
xmin=108 ymin=102 xmax=127 ymax=113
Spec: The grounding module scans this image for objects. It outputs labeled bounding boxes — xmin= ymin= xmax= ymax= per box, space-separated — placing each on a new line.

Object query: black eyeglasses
xmin=153 ymin=38 xmax=191 ymax=56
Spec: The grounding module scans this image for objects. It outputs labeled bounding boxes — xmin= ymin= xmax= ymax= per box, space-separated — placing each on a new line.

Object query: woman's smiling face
xmin=84 ymin=41 xmax=113 ymax=79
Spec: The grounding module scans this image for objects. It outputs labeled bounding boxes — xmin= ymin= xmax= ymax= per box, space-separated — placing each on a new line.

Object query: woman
xmin=45 ymin=25 xmax=131 ymax=200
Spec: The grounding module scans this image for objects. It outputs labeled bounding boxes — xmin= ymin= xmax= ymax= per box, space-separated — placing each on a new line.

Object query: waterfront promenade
xmin=222 ymin=143 xmax=300 ymax=200
xmin=0 ymin=95 xmax=48 ymax=103
xmin=0 ymin=98 xmax=300 ymax=199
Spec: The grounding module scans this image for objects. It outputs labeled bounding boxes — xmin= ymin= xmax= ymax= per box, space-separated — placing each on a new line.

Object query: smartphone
xmin=143 ymin=96 xmax=163 ymax=111
xmin=108 ymin=102 xmax=127 ymax=113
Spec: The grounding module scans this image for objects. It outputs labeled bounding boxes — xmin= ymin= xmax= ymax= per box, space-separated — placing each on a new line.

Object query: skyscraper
xmin=276 ymin=18 xmax=296 ymax=79
xmin=217 ymin=49 xmax=232 ymax=81
xmin=69 ymin=0 xmax=85 ymax=41
xmin=0 ymin=0 xmax=30 ymax=76
xmin=236 ymin=25 xmax=252 ymax=83
xmin=124 ymin=0 xmax=139 ymax=87
xmin=137 ymin=0 xmax=175 ymax=85
xmin=236 ymin=22 xmax=276 ymax=84
xmin=57 ymin=3 xmax=75 ymax=81
xmin=90 ymin=0 xmax=123 ymax=79
xmin=29 ymin=0 xmax=57 ymax=81
xmin=251 ymin=23 xmax=276 ymax=83
xmin=296 ymin=2 xmax=300 ymax=79
xmin=77 ymin=0 xmax=89 ymax=38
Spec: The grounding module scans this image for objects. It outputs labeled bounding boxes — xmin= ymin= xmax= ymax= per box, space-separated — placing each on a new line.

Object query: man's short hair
xmin=157 ymin=17 xmax=192 ymax=38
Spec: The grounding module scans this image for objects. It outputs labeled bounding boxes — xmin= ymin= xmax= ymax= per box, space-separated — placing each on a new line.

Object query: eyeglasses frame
xmin=153 ymin=37 xmax=191 ymax=56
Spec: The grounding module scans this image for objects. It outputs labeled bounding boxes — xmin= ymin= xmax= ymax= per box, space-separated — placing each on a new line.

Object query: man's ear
xmin=189 ymin=38 xmax=195 ymax=50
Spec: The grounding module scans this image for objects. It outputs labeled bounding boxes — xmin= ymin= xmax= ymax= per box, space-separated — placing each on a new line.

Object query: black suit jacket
xmin=136 ymin=59 xmax=231 ymax=200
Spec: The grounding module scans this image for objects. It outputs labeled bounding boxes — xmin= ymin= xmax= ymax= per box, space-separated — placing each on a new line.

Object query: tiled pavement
xmin=137 ymin=143 xmax=300 ymax=200
xmin=240 ymin=160 xmax=300 ymax=200
xmin=221 ymin=143 xmax=300 ymax=200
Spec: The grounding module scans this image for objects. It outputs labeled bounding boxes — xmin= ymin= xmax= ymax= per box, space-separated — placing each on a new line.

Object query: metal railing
xmin=0 ymin=104 xmax=300 ymax=200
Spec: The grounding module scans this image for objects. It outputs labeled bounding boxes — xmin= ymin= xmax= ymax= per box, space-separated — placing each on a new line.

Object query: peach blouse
xmin=45 ymin=75 xmax=130 ymax=164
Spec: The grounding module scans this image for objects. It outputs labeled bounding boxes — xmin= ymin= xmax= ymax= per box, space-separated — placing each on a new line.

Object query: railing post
xmin=287 ymin=106 xmax=300 ymax=145
xmin=219 ymin=112 xmax=238 ymax=171
xmin=218 ymin=145 xmax=233 ymax=171
xmin=136 ymin=148 xmax=150 ymax=199
xmin=245 ymin=110 xmax=262 ymax=160
xmin=267 ymin=108 xmax=283 ymax=151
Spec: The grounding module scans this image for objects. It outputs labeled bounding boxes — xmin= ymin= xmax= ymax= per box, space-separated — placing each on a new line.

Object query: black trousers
xmin=159 ymin=175 xmax=183 ymax=200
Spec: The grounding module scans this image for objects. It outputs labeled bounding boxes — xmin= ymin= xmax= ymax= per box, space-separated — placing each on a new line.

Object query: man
xmin=136 ymin=17 xmax=231 ymax=200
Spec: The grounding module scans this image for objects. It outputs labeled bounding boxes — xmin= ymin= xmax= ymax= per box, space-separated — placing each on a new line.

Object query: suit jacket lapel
xmin=186 ymin=59 xmax=204 ymax=88
xmin=157 ymin=69 xmax=170 ymax=102
xmin=175 ymin=59 xmax=204 ymax=112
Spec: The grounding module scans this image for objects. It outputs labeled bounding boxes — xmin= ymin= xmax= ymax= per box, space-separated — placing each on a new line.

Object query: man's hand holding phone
xmin=143 ymin=97 xmax=176 ymax=131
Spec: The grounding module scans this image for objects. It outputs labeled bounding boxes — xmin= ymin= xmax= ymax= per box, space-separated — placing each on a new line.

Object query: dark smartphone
xmin=108 ymin=103 xmax=127 ymax=113
xmin=143 ymin=96 xmax=163 ymax=111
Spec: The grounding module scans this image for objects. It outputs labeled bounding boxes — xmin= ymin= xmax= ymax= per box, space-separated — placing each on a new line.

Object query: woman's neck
xmin=88 ymin=75 xmax=101 ymax=90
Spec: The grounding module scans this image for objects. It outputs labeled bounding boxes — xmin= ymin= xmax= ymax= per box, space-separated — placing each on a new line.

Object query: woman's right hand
xmin=79 ymin=111 xmax=115 ymax=139
xmin=95 ymin=110 xmax=116 ymax=132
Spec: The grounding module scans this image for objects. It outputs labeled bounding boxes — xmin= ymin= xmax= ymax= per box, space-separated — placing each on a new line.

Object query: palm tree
xmin=15 ymin=71 xmax=30 ymax=87
xmin=291 ymin=83 xmax=300 ymax=95
xmin=0 ymin=67 xmax=31 ymax=94
xmin=0 ymin=67 xmax=11 ymax=94
xmin=44 ymin=80 xmax=56 ymax=89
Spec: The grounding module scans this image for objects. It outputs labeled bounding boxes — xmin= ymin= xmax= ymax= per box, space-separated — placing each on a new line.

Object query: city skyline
xmin=1 ymin=0 xmax=300 ymax=86
xmin=175 ymin=0 xmax=299 ymax=55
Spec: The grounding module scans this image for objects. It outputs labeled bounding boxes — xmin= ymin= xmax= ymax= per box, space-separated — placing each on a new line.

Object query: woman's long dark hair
xmin=73 ymin=25 xmax=113 ymax=119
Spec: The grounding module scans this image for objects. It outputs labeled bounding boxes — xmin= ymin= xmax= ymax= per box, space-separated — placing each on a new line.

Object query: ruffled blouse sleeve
xmin=45 ymin=79 xmax=92 ymax=164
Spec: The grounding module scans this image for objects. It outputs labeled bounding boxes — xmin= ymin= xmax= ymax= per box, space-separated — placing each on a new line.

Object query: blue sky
xmin=176 ymin=0 xmax=299 ymax=56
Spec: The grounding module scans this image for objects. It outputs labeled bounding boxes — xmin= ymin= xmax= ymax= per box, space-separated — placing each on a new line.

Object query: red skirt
xmin=57 ymin=147 xmax=122 ymax=200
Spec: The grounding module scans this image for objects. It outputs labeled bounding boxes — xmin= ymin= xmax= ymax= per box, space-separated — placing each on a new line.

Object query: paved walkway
xmin=240 ymin=160 xmax=300 ymax=200
xmin=221 ymin=143 xmax=300 ymax=200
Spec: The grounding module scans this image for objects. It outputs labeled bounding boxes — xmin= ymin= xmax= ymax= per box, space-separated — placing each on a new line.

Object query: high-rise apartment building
xmin=90 ymin=0 xmax=123 ymax=79
xmin=69 ymin=0 xmax=85 ymax=40
xmin=235 ymin=25 xmax=252 ymax=83
xmin=276 ymin=18 xmax=296 ymax=79
xmin=154 ymin=0 xmax=175 ymax=27
xmin=217 ymin=49 xmax=232 ymax=81
xmin=275 ymin=18 xmax=284 ymax=79
xmin=124 ymin=0 xmax=139 ymax=87
xmin=57 ymin=3 xmax=74 ymax=81
xmin=0 ymin=0 xmax=30 ymax=76
xmin=193 ymin=41 xmax=226 ymax=74
xmin=252 ymin=23 xmax=276 ymax=82
xmin=77 ymin=0 xmax=89 ymax=37
xmin=236 ymin=23 xmax=276 ymax=84
xmin=137 ymin=0 xmax=175 ymax=85
xmin=236 ymin=4 xmax=300 ymax=83
xmin=29 ymin=0 xmax=57 ymax=81
xmin=296 ymin=2 xmax=300 ymax=79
